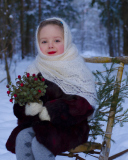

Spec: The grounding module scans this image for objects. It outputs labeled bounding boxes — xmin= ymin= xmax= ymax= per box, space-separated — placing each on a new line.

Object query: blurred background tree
xmin=72 ymin=0 xmax=108 ymax=55
xmin=91 ymin=0 xmax=128 ymax=57
xmin=0 ymin=0 xmax=78 ymax=61
xmin=122 ymin=0 xmax=128 ymax=56
xmin=0 ymin=0 xmax=18 ymax=83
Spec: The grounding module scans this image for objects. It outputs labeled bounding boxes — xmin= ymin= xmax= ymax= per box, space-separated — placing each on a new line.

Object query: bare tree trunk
xmin=4 ymin=51 xmax=11 ymax=84
xmin=118 ymin=21 xmax=121 ymax=56
xmin=39 ymin=0 xmax=42 ymax=23
xmin=122 ymin=0 xmax=128 ymax=56
xmin=113 ymin=10 xmax=116 ymax=56
xmin=6 ymin=0 xmax=13 ymax=58
xmin=2 ymin=0 xmax=11 ymax=83
xmin=20 ymin=0 xmax=25 ymax=59
xmin=33 ymin=27 xmax=36 ymax=57
xmin=107 ymin=0 xmax=114 ymax=57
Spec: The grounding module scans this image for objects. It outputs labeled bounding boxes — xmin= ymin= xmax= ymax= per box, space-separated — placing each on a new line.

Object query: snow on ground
xmin=0 ymin=53 xmax=128 ymax=160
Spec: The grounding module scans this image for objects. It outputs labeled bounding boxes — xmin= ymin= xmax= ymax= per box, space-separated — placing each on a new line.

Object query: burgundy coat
xmin=6 ymin=73 xmax=94 ymax=156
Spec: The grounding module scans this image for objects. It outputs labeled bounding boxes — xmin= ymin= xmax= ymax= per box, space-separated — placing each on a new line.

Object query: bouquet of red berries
xmin=6 ymin=72 xmax=47 ymax=106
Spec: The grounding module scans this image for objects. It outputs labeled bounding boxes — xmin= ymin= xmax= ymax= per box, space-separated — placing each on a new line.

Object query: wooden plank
xmin=69 ymin=142 xmax=102 ymax=153
xmin=83 ymin=56 xmax=128 ymax=64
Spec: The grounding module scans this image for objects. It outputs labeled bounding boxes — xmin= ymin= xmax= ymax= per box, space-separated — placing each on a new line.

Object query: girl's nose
xmin=48 ymin=42 xmax=53 ymax=48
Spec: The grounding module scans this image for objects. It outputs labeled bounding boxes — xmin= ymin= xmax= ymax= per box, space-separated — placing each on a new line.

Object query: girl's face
xmin=38 ymin=25 xmax=64 ymax=56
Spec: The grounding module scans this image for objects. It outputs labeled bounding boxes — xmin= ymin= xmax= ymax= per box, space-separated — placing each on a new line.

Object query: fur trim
xmin=25 ymin=102 xmax=43 ymax=116
xmin=39 ymin=107 xmax=50 ymax=121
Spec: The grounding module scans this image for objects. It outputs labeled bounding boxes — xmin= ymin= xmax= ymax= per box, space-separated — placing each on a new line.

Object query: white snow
xmin=9 ymin=15 xmax=13 ymax=19
xmin=0 ymin=51 xmax=128 ymax=160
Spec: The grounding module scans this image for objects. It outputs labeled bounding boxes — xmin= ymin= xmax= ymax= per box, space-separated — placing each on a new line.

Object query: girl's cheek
xmin=40 ymin=46 xmax=44 ymax=53
xmin=59 ymin=45 xmax=64 ymax=54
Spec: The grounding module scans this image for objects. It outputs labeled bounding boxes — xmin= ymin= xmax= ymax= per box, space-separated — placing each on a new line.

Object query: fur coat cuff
xmin=39 ymin=107 xmax=50 ymax=121
xmin=25 ymin=102 xmax=43 ymax=116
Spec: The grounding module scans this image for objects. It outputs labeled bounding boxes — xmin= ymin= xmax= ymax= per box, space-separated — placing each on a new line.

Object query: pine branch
xmin=89 ymin=62 xmax=128 ymax=144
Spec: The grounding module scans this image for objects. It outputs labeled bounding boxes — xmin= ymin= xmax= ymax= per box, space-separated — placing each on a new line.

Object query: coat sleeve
xmin=44 ymin=95 xmax=94 ymax=127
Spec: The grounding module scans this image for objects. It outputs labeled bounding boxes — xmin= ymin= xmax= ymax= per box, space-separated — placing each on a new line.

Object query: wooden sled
xmin=59 ymin=56 xmax=128 ymax=160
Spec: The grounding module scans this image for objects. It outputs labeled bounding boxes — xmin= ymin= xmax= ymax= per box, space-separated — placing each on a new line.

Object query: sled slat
xmin=84 ymin=56 xmax=128 ymax=64
xmin=69 ymin=142 xmax=102 ymax=153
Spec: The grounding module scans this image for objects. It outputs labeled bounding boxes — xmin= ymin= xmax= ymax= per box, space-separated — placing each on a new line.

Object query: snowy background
xmin=0 ymin=52 xmax=128 ymax=160
xmin=1 ymin=0 xmax=128 ymax=159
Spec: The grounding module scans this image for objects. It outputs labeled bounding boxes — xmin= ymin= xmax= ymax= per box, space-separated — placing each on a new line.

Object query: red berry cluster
xmin=7 ymin=72 xmax=46 ymax=104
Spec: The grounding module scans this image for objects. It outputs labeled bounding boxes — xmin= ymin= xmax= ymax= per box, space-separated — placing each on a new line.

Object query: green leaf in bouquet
xmin=44 ymin=85 xmax=47 ymax=88
xmin=41 ymin=82 xmax=45 ymax=85
xmin=27 ymin=90 xmax=30 ymax=94
xmin=32 ymin=84 xmax=36 ymax=88
xmin=22 ymin=75 xmax=26 ymax=79
xmin=13 ymin=86 xmax=17 ymax=90
xmin=35 ymin=87 xmax=39 ymax=90
xmin=15 ymin=100 xmax=18 ymax=103
xmin=23 ymin=98 xmax=26 ymax=102
xmin=19 ymin=98 xmax=23 ymax=103
xmin=23 ymin=92 xmax=27 ymax=96
xmin=40 ymin=93 xmax=44 ymax=96
xmin=11 ymin=93 xmax=14 ymax=97
xmin=29 ymin=95 xmax=33 ymax=99
xmin=19 ymin=92 xmax=23 ymax=96
xmin=43 ymin=89 xmax=46 ymax=93
xmin=26 ymin=96 xmax=29 ymax=100
xmin=24 ymin=82 xmax=29 ymax=86
xmin=33 ymin=91 xmax=37 ymax=95
xmin=31 ymin=88 xmax=35 ymax=90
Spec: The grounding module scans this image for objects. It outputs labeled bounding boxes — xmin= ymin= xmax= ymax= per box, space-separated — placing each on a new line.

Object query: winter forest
xmin=1 ymin=0 xmax=128 ymax=160
xmin=1 ymin=0 xmax=128 ymax=61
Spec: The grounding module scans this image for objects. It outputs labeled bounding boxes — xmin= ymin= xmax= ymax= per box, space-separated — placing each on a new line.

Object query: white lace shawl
xmin=26 ymin=17 xmax=96 ymax=107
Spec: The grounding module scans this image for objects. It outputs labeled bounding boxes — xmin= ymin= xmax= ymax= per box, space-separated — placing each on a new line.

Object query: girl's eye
xmin=55 ymin=40 xmax=60 ymax=42
xmin=42 ymin=41 xmax=47 ymax=43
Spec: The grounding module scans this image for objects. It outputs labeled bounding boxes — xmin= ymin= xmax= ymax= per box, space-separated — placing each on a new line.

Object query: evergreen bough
xmin=89 ymin=62 xmax=128 ymax=142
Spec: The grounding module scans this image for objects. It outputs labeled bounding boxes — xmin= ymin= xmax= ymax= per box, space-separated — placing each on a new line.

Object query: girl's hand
xmin=39 ymin=107 xmax=50 ymax=121
xmin=25 ymin=102 xmax=43 ymax=116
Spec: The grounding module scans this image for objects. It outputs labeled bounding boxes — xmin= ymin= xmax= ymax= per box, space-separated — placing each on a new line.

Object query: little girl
xmin=6 ymin=17 xmax=96 ymax=160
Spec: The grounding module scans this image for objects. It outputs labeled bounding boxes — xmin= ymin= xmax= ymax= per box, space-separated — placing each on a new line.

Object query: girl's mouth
xmin=48 ymin=51 xmax=56 ymax=54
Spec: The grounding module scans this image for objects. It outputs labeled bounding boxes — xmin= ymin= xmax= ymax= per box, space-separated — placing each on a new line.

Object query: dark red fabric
xmin=6 ymin=73 xmax=94 ymax=156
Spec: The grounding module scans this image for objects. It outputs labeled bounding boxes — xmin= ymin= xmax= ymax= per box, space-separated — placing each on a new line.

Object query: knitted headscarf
xmin=26 ymin=17 xmax=96 ymax=107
